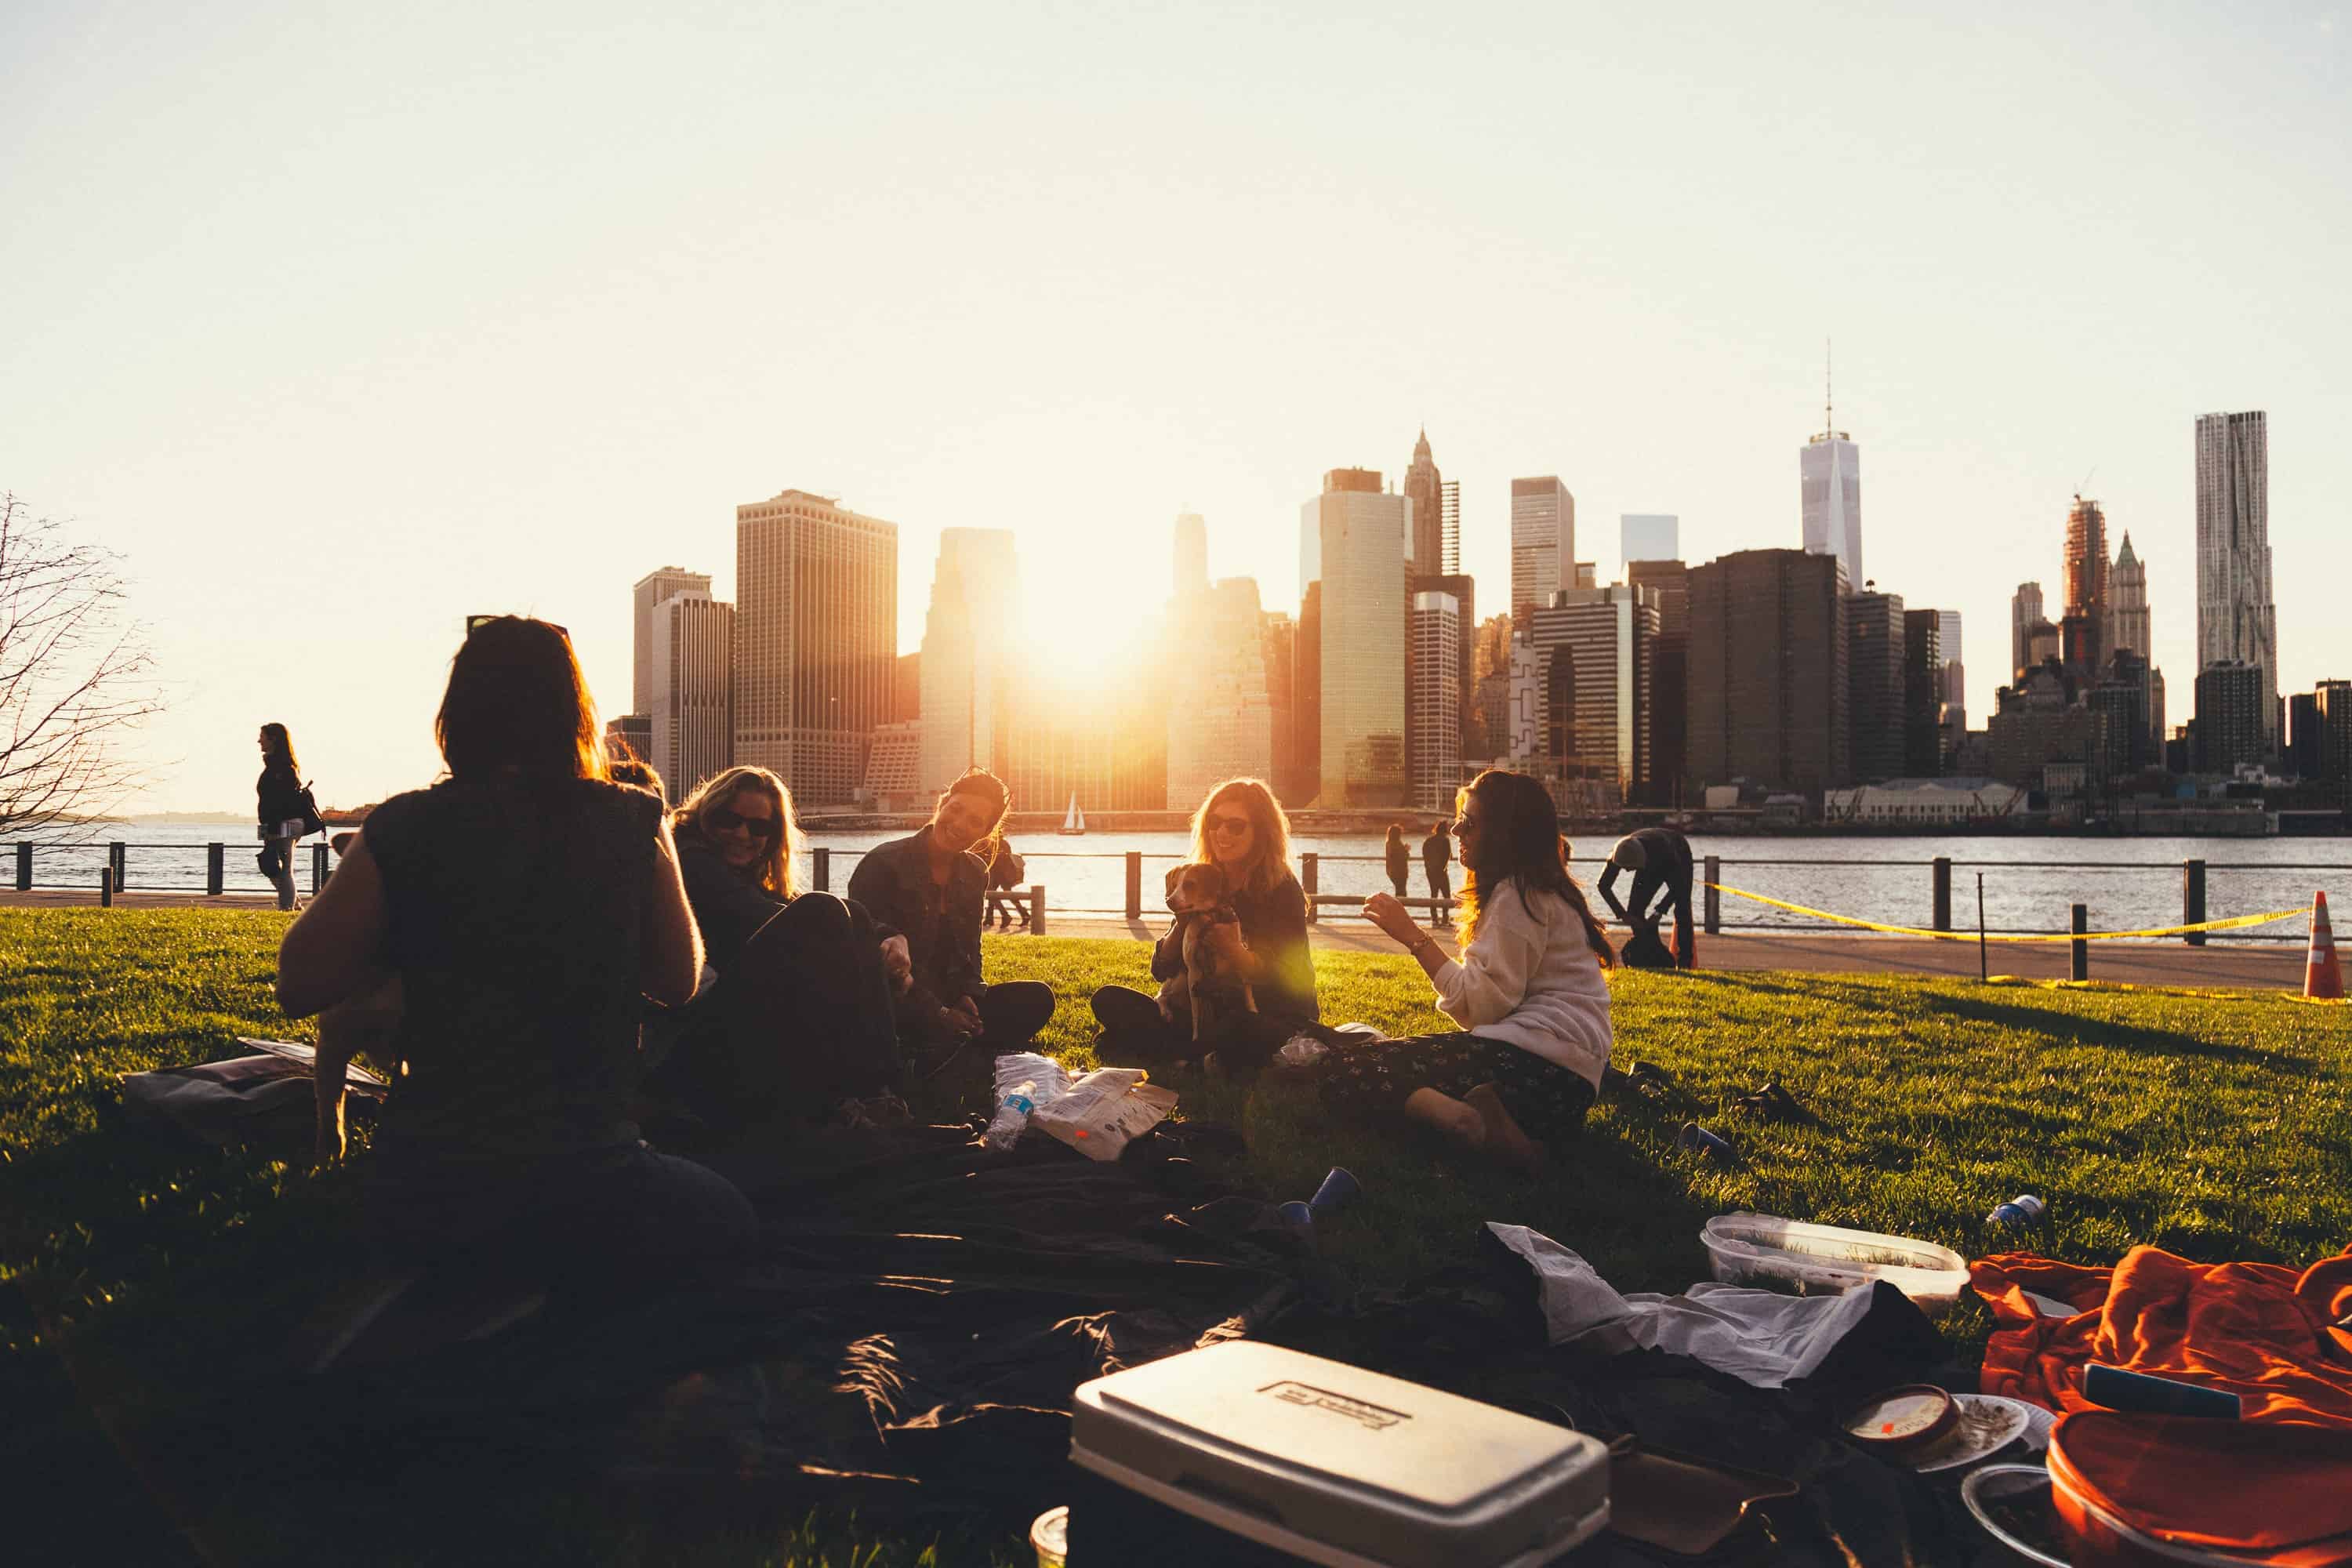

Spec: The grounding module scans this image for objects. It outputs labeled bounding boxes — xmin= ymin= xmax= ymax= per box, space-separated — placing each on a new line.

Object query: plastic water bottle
xmin=984 ymin=1089 xmax=1037 ymax=1151
xmin=1984 ymin=1193 xmax=2045 ymax=1228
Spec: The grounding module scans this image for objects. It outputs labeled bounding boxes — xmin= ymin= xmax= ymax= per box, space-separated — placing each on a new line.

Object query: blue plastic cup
xmin=1277 ymin=1200 xmax=1316 ymax=1235
xmin=1985 ymin=1193 xmax=2046 ymax=1227
xmin=1310 ymin=1167 xmax=1360 ymax=1213
xmin=1677 ymin=1122 xmax=1733 ymax=1160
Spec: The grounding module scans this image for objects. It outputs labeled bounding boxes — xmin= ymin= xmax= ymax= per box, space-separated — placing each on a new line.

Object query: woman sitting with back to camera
xmin=277 ymin=616 xmax=755 ymax=1273
xmin=846 ymin=769 xmax=1054 ymax=1069
xmin=1338 ymin=768 xmax=1614 ymax=1171
xmin=1089 ymin=777 xmax=1320 ymax=1073
xmin=656 ymin=764 xmax=912 ymax=1132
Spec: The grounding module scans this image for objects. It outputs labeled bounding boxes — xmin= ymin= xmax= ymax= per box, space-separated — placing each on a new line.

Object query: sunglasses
xmin=466 ymin=614 xmax=571 ymax=641
xmin=706 ymin=806 xmax=782 ymax=841
xmin=1207 ymin=814 xmax=1253 ymax=836
xmin=1449 ymin=815 xmax=1480 ymax=836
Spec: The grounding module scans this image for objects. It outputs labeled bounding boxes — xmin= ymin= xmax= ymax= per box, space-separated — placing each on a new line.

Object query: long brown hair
xmin=673 ymin=764 xmax=800 ymax=898
xmin=435 ymin=617 xmax=605 ymax=782
xmin=1455 ymin=770 xmax=1613 ymax=966
xmin=1187 ymin=778 xmax=1298 ymax=906
xmin=260 ymin=722 xmax=299 ymax=775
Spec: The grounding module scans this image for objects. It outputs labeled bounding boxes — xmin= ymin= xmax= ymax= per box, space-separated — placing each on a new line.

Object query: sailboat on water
xmin=1058 ymin=793 xmax=1087 ymax=836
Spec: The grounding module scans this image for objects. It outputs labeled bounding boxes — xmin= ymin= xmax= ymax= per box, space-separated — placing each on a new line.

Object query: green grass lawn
xmin=5 ymin=909 xmax=2349 ymax=1565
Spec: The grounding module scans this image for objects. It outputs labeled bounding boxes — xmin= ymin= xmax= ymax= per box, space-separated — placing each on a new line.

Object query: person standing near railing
xmin=1384 ymin=824 xmax=1411 ymax=900
xmin=1421 ymin=818 xmax=1454 ymax=927
xmin=256 ymin=722 xmax=310 ymax=912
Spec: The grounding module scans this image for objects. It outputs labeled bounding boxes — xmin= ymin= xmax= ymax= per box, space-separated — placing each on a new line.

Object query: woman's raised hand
xmin=1361 ymin=892 xmax=1421 ymax=947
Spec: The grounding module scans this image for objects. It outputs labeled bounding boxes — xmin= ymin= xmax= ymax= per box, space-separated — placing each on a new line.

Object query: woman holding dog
xmin=1090 ymin=777 xmax=1319 ymax=1067
xmin=275 ymin=616 xmax=755 ymax=1272
xmin=660 ymin=764 xmax=913 ymax=1131
xmin=1338 ymin=768 xmax=1614 ymax=1171
xmin=846 ymin=769 xmax=1055 ymax=1066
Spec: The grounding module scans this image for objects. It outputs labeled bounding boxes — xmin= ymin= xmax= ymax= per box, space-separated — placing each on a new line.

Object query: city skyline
xmin=9 ymin=5 xmax=2344 ymax=811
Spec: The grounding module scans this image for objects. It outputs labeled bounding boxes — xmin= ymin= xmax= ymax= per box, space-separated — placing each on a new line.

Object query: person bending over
xmin=1341 ymin=768 xmax=1616 ymax=1170
xmin=659 ymin=764 xmax=911 ymax=1131
xmin=847 ymin=769 xmax=1054 ymax=1065
xmin=1091 ymin=777 xmax=1320 ymax=1073
xmin=1597 ymin=825 xmax=1695 ymax=969
xmin=278 ymin=616 xmax=754 ymax=1274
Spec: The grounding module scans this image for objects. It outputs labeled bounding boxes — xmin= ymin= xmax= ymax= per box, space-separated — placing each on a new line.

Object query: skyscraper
xmin=1301 ymin=470 xmax=1408 ymax=806
xmin=1439 ymin=481 xmax=1461 ymax=575
xmin=633 ymin=566 xmax=712 ymax=716
xmin=1510 ymin=477 xmax=1575 ymax=625
xmin=1403 ymin=430 xmax=1444 ymax=577
xmin=2107 ymin=532 xmax=2151 ymax=658
xmin=2196 ymin=411 xmax=2278 ymax=745
xmin=733 ymin=489 xmax=897 ymax=808
xmin=1172 ymin=511 xmax=1207 ymax=599
xmin=1686 ymin=549 xmax=1849 ymax=797
xmin=918 ymin=528 xmax=1018 ymax=793
xmin=1621 ymin=514 xmax=1679 ymax=567
xmin=1847 ymin=590 xmax=1907 ymax=783
xmin=1524 ymin=586 xmax=1658 ymax=808
xmin=2194 ymin=660 xmax=2265 ymax=772
xmin=1800 ymin=375 xmax=1861 ymax=590
xmin=1262 ymin=611 xmax=1298 ymax=803
xmin=1934 ymin=609 xmax=1965 ymax=710
xmin=648 ymin=590 xmax=735 ymax=802
xmin=2012 ymin=583 xmax=2045 ymax=680
xmin=1903 ymin=609 xmax=1944 ymax=776
xmin=1165 ymin=577 xmax=1276 ymax=808
xmin=1627 ymin=560 xmax=1690 ymax=804
xmin=1407 ymin=590 xmax=1462 ymax=810
xmin=2063 ymin=495 xmax=2109 ymax=677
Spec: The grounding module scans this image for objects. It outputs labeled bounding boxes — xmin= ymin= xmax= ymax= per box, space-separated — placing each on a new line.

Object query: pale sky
xmin=5 ymin=1 xmax=2346 ymax=812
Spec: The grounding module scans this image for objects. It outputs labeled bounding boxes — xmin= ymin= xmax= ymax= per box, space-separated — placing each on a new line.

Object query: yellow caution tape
xmin=1704 ymin=883 xmax=2306 ymax=943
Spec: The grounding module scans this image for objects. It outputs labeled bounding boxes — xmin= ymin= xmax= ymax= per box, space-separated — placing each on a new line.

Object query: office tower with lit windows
xmin=1510 ymin=477 xmax=1575 ymax=624
xmin=734 ymin=489 xmax=896 ymax=808
xmin=1439 ymin=480 xmax=1461 ymax=575
xmin=1301 ymin=468 xmax=1408 ymax=806
xmin=2196 ymin=411 xmax=2278 ymax=746
xmin=917 ymin=528 xmax=1018 ymax=793
xmin=650 ymin=590 xmax=735 ymax=803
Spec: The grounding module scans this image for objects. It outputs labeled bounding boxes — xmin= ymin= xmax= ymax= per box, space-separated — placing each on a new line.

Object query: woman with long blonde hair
xmin=1341 ymin=769 xmax=1615 ymax=1170
xmin=1088 ymin=777 xmax=1320 ymax=1069
xmin=656 ymin=764 xmax=912 ymax=1131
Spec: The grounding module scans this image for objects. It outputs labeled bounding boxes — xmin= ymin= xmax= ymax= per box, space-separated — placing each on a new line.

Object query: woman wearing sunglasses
xmin=1089 ymin=777 xmax=1320 ymax=1069
xmin=846 ymin=769 xmax=1055 ymax=1066
xmin=1338 ymin=768 xmax=1615 ymax=1171
xmin=657 ymin=764 xmax=909 ymax=1131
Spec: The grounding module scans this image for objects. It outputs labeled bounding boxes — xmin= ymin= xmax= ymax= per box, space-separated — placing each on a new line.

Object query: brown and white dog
xmin=1157 ymin=862 xmax=1258 ymax=1043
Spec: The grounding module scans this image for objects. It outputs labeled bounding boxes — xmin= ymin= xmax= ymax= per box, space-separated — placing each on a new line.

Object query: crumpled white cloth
xmin=1486 ymin=1222 xmax=1885 ymax=1389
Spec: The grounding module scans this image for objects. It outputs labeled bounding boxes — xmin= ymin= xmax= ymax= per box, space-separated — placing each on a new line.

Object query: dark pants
xmin=1316 ymin=1032 xmax=1598 ymax=1143
xmin=652 ymin=893 xmax=905 ymax=1131
xmin=1089 ymin=984 xmax=1319 ymax=1076
xmin=986 ymin=887 xmax=1027 ymax=928
xmin=1425 ymin=862 xmax=1453 ymax=924
xmin=1625 ymin=866 xmax=1697 ymax=969
xmin=368 ymin=1141 xmax=757 ymax=1278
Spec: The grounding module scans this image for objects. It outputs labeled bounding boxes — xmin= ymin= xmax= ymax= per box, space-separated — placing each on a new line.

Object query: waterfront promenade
xmin=3 ymin=886 xmax=2308 ymax=988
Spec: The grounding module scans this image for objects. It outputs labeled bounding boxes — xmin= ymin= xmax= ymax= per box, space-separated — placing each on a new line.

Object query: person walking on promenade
xmin=1090 ymin=777 xmax=1322 ymax=1073
xmin=275 ymin=616 xmax=755 ymax=1275
xmin=1384 ymin=824 xmax=1411 ymax=900
xmin=1597 ymin=825 xmax=1696 ymax=969
xmin=848 ymin=769 xmax=1055 ymax=1068
xmin=1421 ymin=818 xmax=1454 ymax=927
xmin=256 ymin=722 xmax=311 ymax=912
xmin=985 ymin=835 xmax=1027 ymax=931
xmin=1335 ymin=769 xmax=1616 ymax=1170
xmin=662 ymin=764 xmax=912 ymax=1131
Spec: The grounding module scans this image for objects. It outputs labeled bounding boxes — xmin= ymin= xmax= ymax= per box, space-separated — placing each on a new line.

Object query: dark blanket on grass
xmin=172 ymin=1121 xmax=1962 ymax=1565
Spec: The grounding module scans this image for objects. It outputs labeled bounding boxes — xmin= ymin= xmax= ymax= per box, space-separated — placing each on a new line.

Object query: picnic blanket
xmin=1973 ymin=1244 xmax=2352 ymax=1426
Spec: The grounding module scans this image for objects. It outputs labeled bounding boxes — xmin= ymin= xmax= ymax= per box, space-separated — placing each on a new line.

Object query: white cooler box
xmin=1066 ymin=1341 xmax=1610 ymax=1567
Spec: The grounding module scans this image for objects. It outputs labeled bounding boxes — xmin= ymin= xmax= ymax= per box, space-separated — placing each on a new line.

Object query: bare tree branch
xmin=0 ymin=493 xmax=166 ymax=837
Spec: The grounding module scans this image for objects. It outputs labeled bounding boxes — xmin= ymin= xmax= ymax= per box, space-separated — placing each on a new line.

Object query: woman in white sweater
xmin=1337 ymin=769 xmax=1616 ymax=1169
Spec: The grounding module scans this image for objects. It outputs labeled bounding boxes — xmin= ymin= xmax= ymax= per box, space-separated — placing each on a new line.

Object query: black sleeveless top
xmin=363 ymin=774 xmax=662 ymax=1165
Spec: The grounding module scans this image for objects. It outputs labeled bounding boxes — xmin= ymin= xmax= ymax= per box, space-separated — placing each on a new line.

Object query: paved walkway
xmin=3 ymin=890 xmax=2307 ymax=989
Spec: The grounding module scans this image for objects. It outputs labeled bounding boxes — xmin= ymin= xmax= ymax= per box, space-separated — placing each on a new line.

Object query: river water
xmin=29 ymin=823 xmax=2342 ymax=941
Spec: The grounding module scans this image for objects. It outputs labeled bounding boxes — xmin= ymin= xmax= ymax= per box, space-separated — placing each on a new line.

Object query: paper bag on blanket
xmin=1030 ymin=1068 xmax=1178 ymax=1161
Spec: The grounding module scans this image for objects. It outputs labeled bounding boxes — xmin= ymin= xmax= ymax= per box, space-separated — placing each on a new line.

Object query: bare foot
xmin=1465 ymin=1083 xmax=1545 ymax=1174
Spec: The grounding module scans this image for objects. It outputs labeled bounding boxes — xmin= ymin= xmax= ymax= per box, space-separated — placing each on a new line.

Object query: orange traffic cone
xmin=2306 ymin=892 xmax=2345 ymax=1001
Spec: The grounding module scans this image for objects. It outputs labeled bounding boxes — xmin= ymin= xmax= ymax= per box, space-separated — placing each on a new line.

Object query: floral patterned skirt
xmin=1316 ymin=1032 xmax=1598 ymax=1143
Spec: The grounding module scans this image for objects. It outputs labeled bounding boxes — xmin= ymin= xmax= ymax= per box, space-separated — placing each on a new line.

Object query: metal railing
xmin=5 ymin=839 xmax=2335 ymax=947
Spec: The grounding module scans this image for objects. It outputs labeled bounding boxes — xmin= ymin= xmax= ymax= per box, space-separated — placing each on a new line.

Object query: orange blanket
xmin=1972 ymin=1245 xmax=2352 ymax=1426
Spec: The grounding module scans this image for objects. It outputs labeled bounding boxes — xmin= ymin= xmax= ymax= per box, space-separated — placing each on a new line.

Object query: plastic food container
xmin=1069 ymin=1340 xmax=1610 ymax=1566
xmin=1699 ymin=1213 xmax=1971 ymax=1316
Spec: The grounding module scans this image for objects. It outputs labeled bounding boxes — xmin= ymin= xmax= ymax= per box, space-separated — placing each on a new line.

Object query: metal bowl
xmin=1962 ymin=1464 xmax=2069 ymax=1568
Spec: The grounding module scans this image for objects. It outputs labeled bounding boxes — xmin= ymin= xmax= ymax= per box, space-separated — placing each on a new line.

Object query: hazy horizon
xmin=5 ymin=2 xmax=2345 ymax=813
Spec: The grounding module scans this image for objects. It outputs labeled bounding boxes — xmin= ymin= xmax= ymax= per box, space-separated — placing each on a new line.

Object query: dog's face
xmin=1164 ymin=862 xmax=1231 ymax=916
